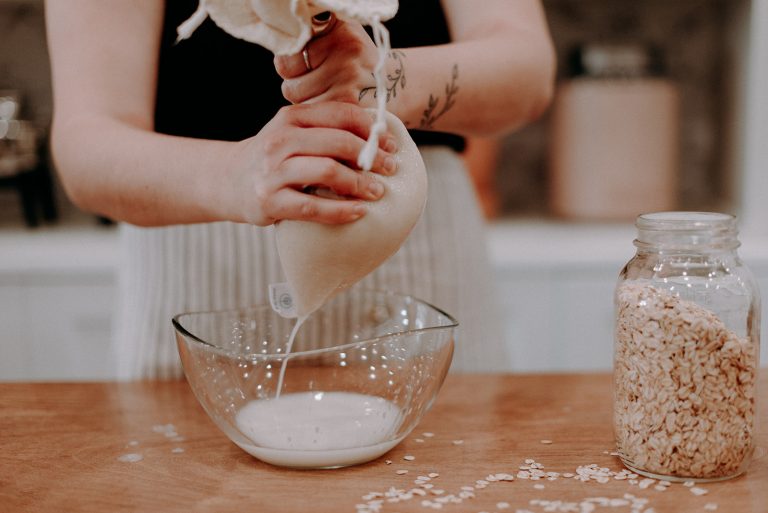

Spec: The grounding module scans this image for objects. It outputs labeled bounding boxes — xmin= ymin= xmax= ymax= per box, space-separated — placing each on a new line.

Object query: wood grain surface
xmin=1 ymin=373 xmax=766 ymax=513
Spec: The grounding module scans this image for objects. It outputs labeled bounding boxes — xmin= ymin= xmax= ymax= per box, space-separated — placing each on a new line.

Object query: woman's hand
xmin=273 ymin=19 xmax=380 ymax=106
xmin=223 ymin=102 xmax=398 ymax=226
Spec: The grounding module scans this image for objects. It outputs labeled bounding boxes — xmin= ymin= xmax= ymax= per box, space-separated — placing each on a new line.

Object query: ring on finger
xmin=302 ymin=47 xmax=312 ymax=72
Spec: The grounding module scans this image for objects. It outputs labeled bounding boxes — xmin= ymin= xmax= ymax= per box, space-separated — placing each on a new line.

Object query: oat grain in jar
xmin=614 ymin=212 xmax=760 ymax=481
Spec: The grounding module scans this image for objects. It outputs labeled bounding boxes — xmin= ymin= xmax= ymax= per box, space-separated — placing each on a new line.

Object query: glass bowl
xmin=172 ymin=289 xmax=456 ymax=469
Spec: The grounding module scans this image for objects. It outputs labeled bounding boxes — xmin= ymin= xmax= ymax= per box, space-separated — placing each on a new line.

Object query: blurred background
xmin=2 ymin=0 xmax=767 ymax=380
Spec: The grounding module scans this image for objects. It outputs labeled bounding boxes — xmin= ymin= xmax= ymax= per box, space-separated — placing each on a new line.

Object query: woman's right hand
xmin=222 ymin=102 xmax=398 ymax=226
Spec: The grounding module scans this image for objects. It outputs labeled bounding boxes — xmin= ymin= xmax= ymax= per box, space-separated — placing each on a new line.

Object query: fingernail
xmin=366 ymin=181 xmax=383 ymax=200
xmin=352 ymin=204 xmax=367 ymax=218
xmin=384 ymin=137 xmax=397 ymax=153
xmin=383 ymin=156 xmax=397 ymax=174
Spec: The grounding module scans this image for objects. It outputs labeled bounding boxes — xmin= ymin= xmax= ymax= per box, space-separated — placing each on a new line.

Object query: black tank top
xmin=155 ymin=0 xmax=465 ymax=152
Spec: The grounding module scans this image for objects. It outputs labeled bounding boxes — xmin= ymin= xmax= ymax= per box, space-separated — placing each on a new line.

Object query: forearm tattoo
xmin=359 ymin=50 xmax=407 ymax=103
xmin=419 ymin=64 xmax=459 ymax=129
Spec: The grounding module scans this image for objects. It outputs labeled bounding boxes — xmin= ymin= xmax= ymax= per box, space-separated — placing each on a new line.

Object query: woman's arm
xmin=46 ymin=0 xmax=396 ymax=227
xmin=275 ymin=0 xmax=555 ymax=137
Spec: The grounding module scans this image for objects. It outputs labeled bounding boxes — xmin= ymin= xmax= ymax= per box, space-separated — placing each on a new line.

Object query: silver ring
xmin=302 ymin=47 xmax=312 ymax=71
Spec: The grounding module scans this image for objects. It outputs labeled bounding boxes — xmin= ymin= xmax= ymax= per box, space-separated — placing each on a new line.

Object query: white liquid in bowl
xmin=235 ymin=391 xmax=403 ymax=468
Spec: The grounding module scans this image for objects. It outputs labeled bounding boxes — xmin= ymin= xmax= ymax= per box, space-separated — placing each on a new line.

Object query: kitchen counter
xmin=2 ymin=373 xmax=766 ymax=513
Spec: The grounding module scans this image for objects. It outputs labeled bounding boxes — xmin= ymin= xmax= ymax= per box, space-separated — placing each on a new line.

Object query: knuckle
xmin=252 ymin=182 xmax=271 ymax=207
xmin=299 ymin=199 xmax=319 ymax=219
xmin=345 ymin=37 xmax=366 ymax=56
xmin=319 ymin=161 xmax=338 ymax=183
xmin=261 ymin=133 xmax=286 ymax=158
xmin=334 ymin=87 xmax=359 ymax=105
xmin=275 ymin=104 xmax=297 ymax=124
xmin=336 ymin=101 xmax=358 ymax=125
xmin=342 ymin=136 xmax=358 ymax=157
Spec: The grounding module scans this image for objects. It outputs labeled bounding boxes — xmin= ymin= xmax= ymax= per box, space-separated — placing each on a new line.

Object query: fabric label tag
xmin=269 ymin=282 xmax=298 ymax=319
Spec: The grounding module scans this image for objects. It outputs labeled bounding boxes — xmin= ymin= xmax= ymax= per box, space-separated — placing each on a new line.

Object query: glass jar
xmin=614 ymin=212 xmax=761 ymax=481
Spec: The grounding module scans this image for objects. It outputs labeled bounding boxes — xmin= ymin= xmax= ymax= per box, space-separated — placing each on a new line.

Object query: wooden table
xmin=2 ymin=374 xmax=766 ymax=513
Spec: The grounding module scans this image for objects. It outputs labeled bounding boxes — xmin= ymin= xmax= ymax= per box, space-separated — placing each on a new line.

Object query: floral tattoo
xmin=359 ymin=50 xmax=407 ymax=103
xmin=419 ymin=64 xmax=459 ymax=129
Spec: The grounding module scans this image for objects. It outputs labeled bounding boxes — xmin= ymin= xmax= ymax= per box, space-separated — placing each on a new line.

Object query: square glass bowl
xmin=173 ymin=290 xmax=456 ymax=468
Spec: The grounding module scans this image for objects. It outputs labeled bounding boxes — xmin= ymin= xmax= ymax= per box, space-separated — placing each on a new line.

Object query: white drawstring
xmin=176 ymin=2 xmax=208 ymax=43
xmin=357 ymin=16 xmax=390 ymax=172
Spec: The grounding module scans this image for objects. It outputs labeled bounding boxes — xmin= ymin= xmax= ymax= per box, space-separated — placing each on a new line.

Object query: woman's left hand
xmin=273 ymin=19 xmax=380 ymax=106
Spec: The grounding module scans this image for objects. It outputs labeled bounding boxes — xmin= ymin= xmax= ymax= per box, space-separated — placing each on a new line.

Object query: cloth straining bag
xmin=178 ymin=0 xmax=398 ymax=55
xmin=177 ymin=0 xmax=430 ymax=319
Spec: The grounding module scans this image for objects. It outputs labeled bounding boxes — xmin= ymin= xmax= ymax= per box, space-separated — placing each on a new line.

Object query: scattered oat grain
xmin=117 ymin=453 xmax=143 ymax=463
xmin=638 ymin=478 xmax=656 ymax=489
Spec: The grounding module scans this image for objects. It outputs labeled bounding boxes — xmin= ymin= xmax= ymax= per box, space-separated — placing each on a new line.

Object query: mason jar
xmin=614 ymin=212 xmax=761 ymax=481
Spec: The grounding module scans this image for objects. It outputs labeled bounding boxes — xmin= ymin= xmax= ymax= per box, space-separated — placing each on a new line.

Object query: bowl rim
xmin=172 ymin=289 xmax=459 ymax=360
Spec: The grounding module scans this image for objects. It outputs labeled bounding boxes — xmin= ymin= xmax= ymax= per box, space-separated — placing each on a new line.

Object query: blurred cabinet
xmin=494 ymin=267 xmax=616 ymax=371
xmin=493 ymin=263 xmax=768 ymax=372
xmin=0 ymin=228 xmax=118 ymax=381
xmin=0 ymin=273 xmax=115 ymax=380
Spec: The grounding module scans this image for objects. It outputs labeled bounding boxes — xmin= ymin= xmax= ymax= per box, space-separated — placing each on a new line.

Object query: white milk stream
xmin=235 ymin=391 xmax=403 ymax=468
xmin=274 ymin=315 xmax=307 ymax=398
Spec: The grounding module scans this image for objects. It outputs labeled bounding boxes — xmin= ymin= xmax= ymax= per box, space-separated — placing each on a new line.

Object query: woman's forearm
xmin=52 ymin=102 xmax=399 ymax=227
xmin=384 ymin=0 xmax=555 ymax=137
xmin=387 ymin=37 xmax=554 ymax=137
xmin=276 ymin=1 xmax=554 ymax=138
xmin=52 ymin=115 xmax=239 ymax=226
